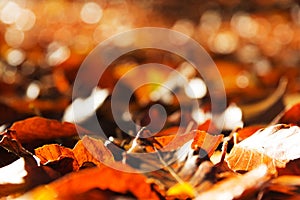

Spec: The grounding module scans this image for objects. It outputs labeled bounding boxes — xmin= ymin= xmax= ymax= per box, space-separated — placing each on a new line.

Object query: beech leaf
xmin=16 ymin=164 xmax=160 ymax=200
xmin=9 ymin=117 xmax=91 ymax=143
xmin=35 ymin=136 xmax=114 ymax=171
xmin=196 ymin=165 xmax=270 ymax=200
xmin=226 ymin=124 xmax=300 ymax=174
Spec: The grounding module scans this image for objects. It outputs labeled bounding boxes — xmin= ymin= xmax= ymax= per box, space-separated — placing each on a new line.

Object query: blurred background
xmin=0 ymin=0 xmax=300 ymax=131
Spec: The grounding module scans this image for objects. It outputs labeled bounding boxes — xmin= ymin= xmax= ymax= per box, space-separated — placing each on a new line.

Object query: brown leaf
xmin=73 ymin=136 xmax=114 ymax=167
xmin=16 ymin=164 xmax=160 ymax=200
xmin=0 ymin=131 xmax=57 ymax=197
xmin=1 ymin=97 xmax=69 ymax=115
xmin=277 ymin=159 xmax=300 ymax=176
xmin=277 ymin=103 xmax=300 ymax=126
xmin=35 ymin=136 xmax=114 ymax=172
xmin=258 ymin=175 xmax=300 ymax=200
xmin=236 ymin=125 xmax=264 ymax=141
xmin=9 ymin=117 xmax=91 ymax=143
xmin=191 ymin=130 xmax=223 ymax=157
xmin=0 ymin=130 xmax=33 ymax=158
xmin=153 ymin=130 xmax=223 ymax=157
xmin=226 ymin=124 xmax=300 ymax=174
xmin=35 ymin=144 xmax=74 ymax=165
xmin=196 ymin=165 xmax=270 ymax=200
xmin=35 ymin=144 xmax=79 ymax=174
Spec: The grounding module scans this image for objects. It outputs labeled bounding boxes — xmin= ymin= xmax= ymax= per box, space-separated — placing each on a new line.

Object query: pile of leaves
xmin=1 ymin=101 xmax=300 ymax=200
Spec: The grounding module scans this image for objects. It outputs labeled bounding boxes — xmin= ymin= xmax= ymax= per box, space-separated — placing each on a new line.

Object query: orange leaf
xmin=236 ymin=125 xmax=264 ymax=141
xmin=226 ymin=124 xmax=300 ymax=174
xmin=278 ymin=103 xmax=300 ymax=126
xmin=153 ymin=130 xmax=223 ymax=157
xmin=9 ymin=117 xmax=91 ymax=143
xmin=73 ymin=136 xmax=114 ymax=167
xmin=35 ymin=136 xmax=114 ymax=171
xmin=192 ymin=130 xmax=223 ymax=157
xmin=18 ymin=164 xmax=160 ymax=200
xmin=35 ymin=144 xmax=74 ymax=165
xmin=35 ymin=144 xmax=79 ymax=174
xmin=196 ymin=165 xmax=270 ymax=200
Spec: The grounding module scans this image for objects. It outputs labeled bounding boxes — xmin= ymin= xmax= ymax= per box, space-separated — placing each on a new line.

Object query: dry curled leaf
xmin=153 ymin=130 xmax=223 ymax=157
xmin=226 ymin=124 xmax=300 ymax=174
xmin=0 ymin=131 xmax=57 ymax=197
xmin=35 ymin=136 xmax=114 ymax=172
xmin=258 ymin=175 xmax=300 ymax=200
xmin=9 ymin=117 xmax=91 ymax=143
xmin=196 ymin=165 xmax=270 ymax=200
xmin=277 ymin=103 xmax=300 ymax=126
xmin=73 ymin=136 xmax=114 ymax=167
xmin=35 ymin=144 xmax=78 ymax=174
xmin=16 ymin=163 xmax=160 ymax=200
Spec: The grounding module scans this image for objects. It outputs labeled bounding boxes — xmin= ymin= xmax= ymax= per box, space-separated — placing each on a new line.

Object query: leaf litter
xmin=1 ymin=98 xmax=300 ymax=199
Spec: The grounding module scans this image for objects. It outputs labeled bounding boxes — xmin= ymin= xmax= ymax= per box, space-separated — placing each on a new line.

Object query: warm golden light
xmin=46 ymin=42 xmax=70 ymax=66
xmin=231 ymin=12 xmax=258 ymax=38
xmin=185 ymin=78 xmax=207 ymax=99
xmin=209 ymin=31 xmax=239 ymax=54
xmin=0 ymin=1 xmax=21 ymax=24
xmin=80 ymin=2 xmax=103 ymax=24
xmin=4 ymin=27 xmax=24 ymax=47
xmin=26 ymin=82 xmax=40 ymax=99
xmin=15 ymin=9 xmax=36 ymax=31
xmin=7 ymin=49 xmax=25 ymax=66
xmin=171 ymin=19 xmax=195 ymax=45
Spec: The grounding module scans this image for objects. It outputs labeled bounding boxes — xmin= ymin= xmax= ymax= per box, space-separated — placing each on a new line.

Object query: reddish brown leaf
xmin=35 ymin=144 xmax=74 ymax=165
xmin=196 ymin=165 xmax=270 ymax=200
xmin=35 ymin=144 xmax=79 ymax=174
xmin=197 ymin=119 xmax=218 ymax=134
xmin=277 ymin=103 xmax=300 ymax=126
xmin=259 ymin=175 xmax=300 ymax=200
xmin=0 ymin=132 xmax=58 ymax=197
xmin=2 ymin=97 xmax=69 ymax=115
xmin=73 ymin=136 xmax=114 ymax=167
xmin=226 ymin=124 xmax=300 ymax=174
xmin=153 ymin=130 xmax=223 ymax=157
xmin=191 ymin=130 xmax=223 ymax=157
xmin=236 ymin=125 xmax=264 ymax=141
xmin=154 ymin=126 xmax=180 ymax=137
xmin=17 ymin=164 xmax=160 ymax=200
xmin=9 ymin=117 xmax=91 ymax=143
xmin=35 ymin=136 xmax=114 ymax=171
xmin=0 ymin=130 xmax=33 ymax=157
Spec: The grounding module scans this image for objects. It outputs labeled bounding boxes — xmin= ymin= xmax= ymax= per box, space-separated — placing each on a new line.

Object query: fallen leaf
xmin=35 ymin=144 xmax=78 ymax=174
xmin=9 ymin=117 xmax=91 ymax=143
xmin=35 ymin=144 xmax=74 ymax=165
xmin=153 ymin=130 xmax=223 ymax=157
xmin=1 ymin=97 xmax=69 ymax=116
xmin=0 ymin=131 xmax=57 ymax=197
xmin=258 ymin=175 xmax=300 ymax=200
xmin=0 ymin=130 xmax=33 ymax=158
xmin=236 ymin=125 xmax=264 ymax=141
xmin=191 ymin=130 xmax=223 ymax=157
xmin=167 ymin=182 xmax=196 ymax=198
xmin=73 ymin=136 xmax=114 ymax=167
xmin=35 ymin=136 xmax=114 ymax=172
xmin=226 ymin=124 xmax=300 ymax=174
xmin=277 ymin=103 xmax=300 ymax=126
xmin=196 ymin=165 xmax=270 ymax=200
xmin=16 ymin=164 xmax=160 ymax=200
xmin=277 ymin=159 xmax=300 ymax=176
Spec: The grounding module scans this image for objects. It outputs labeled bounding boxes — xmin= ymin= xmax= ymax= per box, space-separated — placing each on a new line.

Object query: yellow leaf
xmin=167 ymin=182 xmax=196 ymax=198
